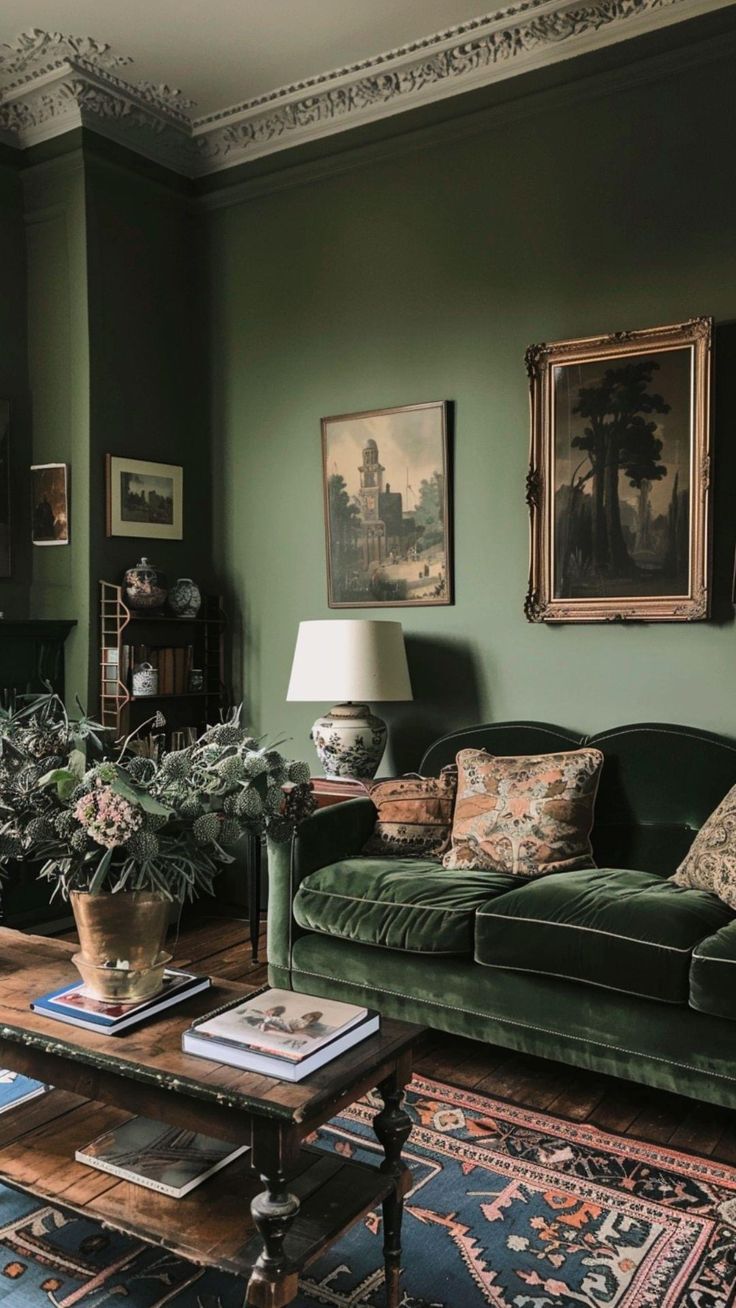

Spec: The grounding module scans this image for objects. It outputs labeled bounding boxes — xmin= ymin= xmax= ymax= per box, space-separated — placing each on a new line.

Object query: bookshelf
xmin=99 ymin=581 xmax=227 ymax=746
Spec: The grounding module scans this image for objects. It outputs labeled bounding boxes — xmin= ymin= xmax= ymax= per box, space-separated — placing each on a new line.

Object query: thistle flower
xmin=287 ymin=760 xmax=311 ymax=786
xmin=193 ymin=813 xmax=220 ymax=845
xmin=205 ymin=724 xmax=243 ymax=747
xmin=242 ymin=753 xmax=268 ymax=779
xmin=24 ymin=816 xmax=56 ymax=845
xmin=264 ymin=785 xmax=284 ymax=815
xmin=219 ymin=819 xmax=242 ymax=847
xmin=235 ymin=788 xmax=263 ymax=819
xmin=126 ymin=829 xmax=160 ymax=861
xmin=160 ymin=750 xmax=191 ymax=780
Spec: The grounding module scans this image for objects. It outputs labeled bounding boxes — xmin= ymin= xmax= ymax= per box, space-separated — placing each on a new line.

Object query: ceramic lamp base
xmin=311 ymin=703 xmax=387 ymax=780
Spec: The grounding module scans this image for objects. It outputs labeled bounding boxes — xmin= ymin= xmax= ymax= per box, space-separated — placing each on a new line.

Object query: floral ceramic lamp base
xmin=311 ymin=703 xmax=387 ymax=780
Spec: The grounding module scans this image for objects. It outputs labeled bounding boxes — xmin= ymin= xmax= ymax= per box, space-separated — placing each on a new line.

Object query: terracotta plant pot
xmin=70 ymin=890 xmax=171 ymax=1002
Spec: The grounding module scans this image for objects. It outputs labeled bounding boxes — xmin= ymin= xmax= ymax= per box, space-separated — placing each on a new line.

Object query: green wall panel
xmin=206 ymin=51 xmax=736 ymax=770
xmin=0 ymin=160 xmax=31 ymax=620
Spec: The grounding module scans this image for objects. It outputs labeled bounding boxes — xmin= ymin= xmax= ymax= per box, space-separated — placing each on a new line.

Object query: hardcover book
xmin=182 ymin=987 xmax=379 ymax=1081
xmin=31 ymin=970 xmax=211 ymax=1035
xmin=0 ymin=1070 xmax=46 ymax=1114
xmin=76 ymin=1116 xmax=248 ymax=1197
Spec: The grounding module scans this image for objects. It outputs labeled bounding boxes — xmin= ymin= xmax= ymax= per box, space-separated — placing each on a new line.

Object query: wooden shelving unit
xmin=99 ymin=581 xmax=226 ymax=745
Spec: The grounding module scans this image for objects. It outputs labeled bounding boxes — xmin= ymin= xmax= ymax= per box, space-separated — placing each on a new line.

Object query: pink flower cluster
xmin=73 ymin=784 xmax=142 ymax=849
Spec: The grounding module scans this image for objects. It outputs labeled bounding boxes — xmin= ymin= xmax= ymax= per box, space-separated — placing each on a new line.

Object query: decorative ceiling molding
xmin=0 ymin=0 xmax=731 ymax=177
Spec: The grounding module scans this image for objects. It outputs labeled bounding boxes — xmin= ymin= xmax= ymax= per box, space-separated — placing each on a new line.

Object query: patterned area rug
xmin=0 ymin=1075 xmax=734 ymax=1307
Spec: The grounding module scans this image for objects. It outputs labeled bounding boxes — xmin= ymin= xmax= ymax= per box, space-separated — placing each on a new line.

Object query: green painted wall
xmin=84 ymin=149 xmax=211 ymax=706
xmin=23 ymin=153 xmax=91 ymax=708
xmin=0 ymin=156 xmax=31 ymax=619
xmin=206 ymin=48 xmax=736 ymax=769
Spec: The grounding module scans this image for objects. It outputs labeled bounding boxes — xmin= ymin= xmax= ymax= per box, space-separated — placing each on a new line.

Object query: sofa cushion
xmin=690 ymin=919 xmax=736 ymax=1020
xmin=474 ymin=867 xmax=733 ymax=1003
xmin=672 ymin=781 xmax=736 ymax=909
xmin=443 ymin=747 xmax=603 ymax=876
xmin=362 ymin=767 xmax=458 ymax=858
xmin=293 ymin=857 xmax=520 ymax=956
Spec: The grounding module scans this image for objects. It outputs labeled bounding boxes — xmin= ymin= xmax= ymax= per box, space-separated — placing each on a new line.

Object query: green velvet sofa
xmin=267 ymin=721 xmax=736 ymax=1109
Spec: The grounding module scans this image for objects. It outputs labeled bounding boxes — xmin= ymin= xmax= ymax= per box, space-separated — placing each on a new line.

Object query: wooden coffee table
xmin=0 ymin=929 xmax=422 ymax=1307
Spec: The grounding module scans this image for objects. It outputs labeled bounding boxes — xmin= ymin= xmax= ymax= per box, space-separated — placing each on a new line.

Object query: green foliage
xmin=2 ymin=699 xmax=314 ymax=903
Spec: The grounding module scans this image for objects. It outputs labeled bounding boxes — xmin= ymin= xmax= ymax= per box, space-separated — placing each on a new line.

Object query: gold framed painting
xmin=525 ymin=317 xmax=712 ymax=623
xmin=321 ymin=400 xmax=452 ymax=607
xmin=31 ymin=463 xmax=70 ymax=545
xmin=106 ymin=455 xmax=183 ymax=540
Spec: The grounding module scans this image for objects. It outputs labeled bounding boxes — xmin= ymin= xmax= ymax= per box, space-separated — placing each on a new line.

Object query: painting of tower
xmin=321 ymin=401 xmax=452 ymax=607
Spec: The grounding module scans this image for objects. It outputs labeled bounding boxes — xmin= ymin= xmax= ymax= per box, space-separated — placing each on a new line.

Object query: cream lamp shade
xmin=287 ymin=620 xmax=412 ymax=703
xmin=287 ymin=620 xmax=412 ymax=780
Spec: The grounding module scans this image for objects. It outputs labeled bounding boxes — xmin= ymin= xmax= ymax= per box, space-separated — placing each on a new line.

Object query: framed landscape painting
xmin=0 ymin=402 xmax=9 ymax=576
xmin=106 ymin=455 xmax=183 ymax=539
xmin=31 ymin=463 xmax=69 ymax=545
xmin=321 ymin=400 xmax=452 ymax=607
xmin=525 ymin=318 xmax=712 ymax=622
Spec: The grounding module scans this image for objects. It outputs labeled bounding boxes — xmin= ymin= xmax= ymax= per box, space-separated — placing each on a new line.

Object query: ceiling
xmin=0 ymin=1 xmax=492 ymax=116
xmin=0 ymin=0 xmax=729 ymax=177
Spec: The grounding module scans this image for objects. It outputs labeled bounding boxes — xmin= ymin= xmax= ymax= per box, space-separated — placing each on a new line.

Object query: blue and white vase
xmin=310 ymin=703 xmax=387 ymax=780
xmin=168 ymin=578 xmax=202 ymax=619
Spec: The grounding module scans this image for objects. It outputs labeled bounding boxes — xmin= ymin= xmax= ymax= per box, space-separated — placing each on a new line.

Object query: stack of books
xmin=31 ymin=969 xmax=211 ymax=1036
xmin=182 ymin=987 xmax=379 ymax=1082
xmin=0 ymin=1071 xmax=47 ymax=1115
xmin=76 ymin=1116 xmax=248 ymax=1197
xmin=103 ymin=644 xmax=196 ymax=696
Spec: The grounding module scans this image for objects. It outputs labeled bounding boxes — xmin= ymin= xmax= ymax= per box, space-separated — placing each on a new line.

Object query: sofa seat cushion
xmin=690 ymin=919 xmax=736 ymax=1020
xmin=474 ymin=867 xmax=733 ymax=1003
xmin=293 ymin=857 xmax=520 ymax=956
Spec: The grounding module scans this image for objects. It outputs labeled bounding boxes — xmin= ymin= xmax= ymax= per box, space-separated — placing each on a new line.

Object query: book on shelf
xmin=76 ymin=1115 xmax=248 ymax=1198
xmin=31 ymin=970 xmax=211 ymax=1036
xmin=182 ymin=986 xmax=379 ymax=1081
xmin=0 ymin=1070 xmax=47 ymax=1114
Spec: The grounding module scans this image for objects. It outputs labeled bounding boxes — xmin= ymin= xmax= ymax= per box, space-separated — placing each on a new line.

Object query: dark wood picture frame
xmin=106 ymin=455 xmax=183 ymax=540
xmin=321 ymin=400 xmax=452 ymax=608
xmin=525 ymin=317 xmax=712 ymax=623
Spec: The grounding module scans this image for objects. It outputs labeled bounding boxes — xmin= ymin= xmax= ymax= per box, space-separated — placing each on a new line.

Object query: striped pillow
xmin=363 ymin=768 xmax=458 ymax=859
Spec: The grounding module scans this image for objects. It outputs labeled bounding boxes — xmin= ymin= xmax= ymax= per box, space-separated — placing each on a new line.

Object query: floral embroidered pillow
xmin=672 ymin=783 xmax=736 ymax=910
xmin=443 ymin=748 xmax=603 ymax=877
xmin=363 ymin=767 xmax=458 ymax=859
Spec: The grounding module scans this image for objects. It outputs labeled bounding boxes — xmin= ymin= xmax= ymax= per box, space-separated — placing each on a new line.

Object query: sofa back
xmin=420 ymin=720 xmax=736 ymax=877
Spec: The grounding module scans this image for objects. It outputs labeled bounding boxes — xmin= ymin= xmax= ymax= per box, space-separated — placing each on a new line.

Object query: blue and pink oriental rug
xmin=0 ymin=1075 xmax=733 ymax=1307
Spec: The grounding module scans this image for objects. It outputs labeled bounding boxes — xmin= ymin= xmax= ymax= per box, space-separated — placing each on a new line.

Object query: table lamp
xmin=287 ymin=619 xmax=413 ymax=779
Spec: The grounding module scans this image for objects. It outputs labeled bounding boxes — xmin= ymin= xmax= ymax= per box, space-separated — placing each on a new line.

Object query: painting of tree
xmin=526 ymin=318 xmax=712 ymax=622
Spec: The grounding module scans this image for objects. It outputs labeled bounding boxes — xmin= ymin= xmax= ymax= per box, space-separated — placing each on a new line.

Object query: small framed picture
xmin=106 ymin=456 xmax=183 ymax=540
xmin=321 ymin=400 xmax=452 ymax=607
xmin=31 ymin=463 xmax=70 ymax=546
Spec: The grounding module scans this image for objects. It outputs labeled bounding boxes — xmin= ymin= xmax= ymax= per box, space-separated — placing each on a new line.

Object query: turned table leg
xmin=246 ymin=1128 xmax=300 ymax=1308
xmin=373 ymin=1072 xmax=413 ymax=1308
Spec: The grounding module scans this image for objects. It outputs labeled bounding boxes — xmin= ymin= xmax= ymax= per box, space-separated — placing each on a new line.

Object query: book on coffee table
xmin=76 ymin=1115 xmax=248 ymax=1197
xmin=0 ymin=1070 xmax=47 ymax=1113
xmin=182 ymin=986 xmax=379 ymax=1081
xmin=31 ymin=970 xmax=211 ymax=1035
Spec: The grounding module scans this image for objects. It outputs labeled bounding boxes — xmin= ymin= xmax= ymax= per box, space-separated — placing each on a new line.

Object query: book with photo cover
xmin=182 ymin=986 xmax=379 ymax=1081
xmin=31 ymin=969 xmax=210 ymax=1035
xmin=0 ymin=1070 xmax=47 ymax=1113
xmin=76 ymin=1115 xmax=248 ymax=1197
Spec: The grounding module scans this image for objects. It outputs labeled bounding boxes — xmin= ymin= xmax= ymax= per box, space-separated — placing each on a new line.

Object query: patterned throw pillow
xmin=363 ymin=768 xmax=458 ymax=859
xmin=443 ymin=747 xmax=603 ymax=877
xmin=672 ymin=784 xmax=736 ymax=909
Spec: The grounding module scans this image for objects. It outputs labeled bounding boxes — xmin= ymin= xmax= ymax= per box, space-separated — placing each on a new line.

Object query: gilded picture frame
xmin=525 ymin=317 xmax=712 ymax=623
xmin=321 ymin=400 xmax=452 ymax=607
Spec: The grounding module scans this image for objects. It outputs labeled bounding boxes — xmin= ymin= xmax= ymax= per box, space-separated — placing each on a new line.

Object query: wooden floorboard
xmin=53 ymin=914 xmax=736 ymax=1168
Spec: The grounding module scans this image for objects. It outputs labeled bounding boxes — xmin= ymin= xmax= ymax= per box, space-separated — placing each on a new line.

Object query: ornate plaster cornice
xmin=0 ymin=1 xmax=731 ymax=178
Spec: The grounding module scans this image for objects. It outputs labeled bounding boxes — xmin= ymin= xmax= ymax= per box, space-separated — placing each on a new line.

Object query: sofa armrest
xmin=266 ymin=797 xmax=376 ymax=974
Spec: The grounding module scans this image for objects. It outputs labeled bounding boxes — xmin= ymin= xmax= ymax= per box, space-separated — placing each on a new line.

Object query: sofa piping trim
xmin=587 ymin=724 xmax=736 ymax=754
xmin=475 ymin=910 xmax=695 ymax=950
xmin=289 ymin=967 xmax=736 ymax=1086
xmin=692 ymin=952 xmax=736 ymax=966
xmin=298 ymin=886 xmax=488 ymax=913
xmin=473 ymin=957 xmax=683 ymax=1004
